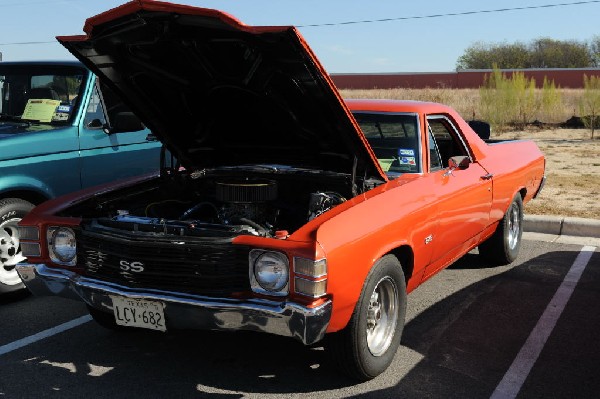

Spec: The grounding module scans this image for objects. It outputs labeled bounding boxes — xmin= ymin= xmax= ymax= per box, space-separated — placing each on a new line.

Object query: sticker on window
xmin=399 ymin=148 xmax=415 ymax=156
xmin=399 ymin=157 xmax=416 ymax=165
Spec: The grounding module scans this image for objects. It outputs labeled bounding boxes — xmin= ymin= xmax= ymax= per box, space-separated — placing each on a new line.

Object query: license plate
xmin=110 ymin=296 xmax=166 ymax=332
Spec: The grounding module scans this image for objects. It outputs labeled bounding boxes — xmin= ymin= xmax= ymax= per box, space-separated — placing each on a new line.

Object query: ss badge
xmin=119 ymin=260 xmax=145 ymax=273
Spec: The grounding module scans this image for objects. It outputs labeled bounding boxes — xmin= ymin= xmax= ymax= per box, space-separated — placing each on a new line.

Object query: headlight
xmin=47 ymin=227 xmax=77 ymax=266
xmin=249 ymin=250 xmax=289 ymax=295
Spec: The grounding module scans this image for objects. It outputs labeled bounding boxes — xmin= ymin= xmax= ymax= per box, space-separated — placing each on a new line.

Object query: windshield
xmin=354 ymin=112 xmax=421 ymax=175
xmin=0 ymin=64 xmax=87 ymax=125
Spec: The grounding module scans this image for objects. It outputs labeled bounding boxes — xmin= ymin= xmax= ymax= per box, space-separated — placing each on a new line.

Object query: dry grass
xmin=341 ymin=88 xmax=585 ymax=126
xmin=495 ymin=128 xmax=600 ymax=219
xmin=341 ymin=88 xmax=600 ymax=219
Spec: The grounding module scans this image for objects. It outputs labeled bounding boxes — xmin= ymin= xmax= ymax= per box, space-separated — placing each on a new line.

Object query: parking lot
xmin=1 ymin=237 xmax=598 ymax=399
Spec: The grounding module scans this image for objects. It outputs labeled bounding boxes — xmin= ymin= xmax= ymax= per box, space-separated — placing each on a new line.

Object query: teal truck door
xmin=78 ymin=79 xmax=161 ymax=188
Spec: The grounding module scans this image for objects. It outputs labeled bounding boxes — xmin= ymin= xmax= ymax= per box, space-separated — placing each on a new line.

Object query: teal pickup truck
xmin=0 ymin=61 xmax=161 ymax=294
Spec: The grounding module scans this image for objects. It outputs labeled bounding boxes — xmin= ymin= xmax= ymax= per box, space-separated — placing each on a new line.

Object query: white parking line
xmin=0 ymin=315 xmax=92 ymax=357
xmin=490 ymin=245 xmax=596 ymax=399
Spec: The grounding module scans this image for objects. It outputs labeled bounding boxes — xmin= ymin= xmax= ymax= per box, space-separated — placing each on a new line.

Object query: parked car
xmin=0 ymin=60 xmax=162 ymax=294
xmin=16 ymin=1 xmax=545 ymax=380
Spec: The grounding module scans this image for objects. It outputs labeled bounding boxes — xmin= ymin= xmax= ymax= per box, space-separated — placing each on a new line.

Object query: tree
xmin=579 ymin=75 xmax=600 ymax=139
xmin=457 ymin=41 xmax=529 ymax=70
xmin=456 ymin=37 xmax=596 ymax=70
xmin=590 ymin=35 xmax=600 ymax=67
xmin=529 ymin=38 xmax=593 ymax=68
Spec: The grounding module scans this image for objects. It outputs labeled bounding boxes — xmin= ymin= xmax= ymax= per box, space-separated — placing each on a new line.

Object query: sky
xmin=1 ymin=0 xmax=600 ymax=73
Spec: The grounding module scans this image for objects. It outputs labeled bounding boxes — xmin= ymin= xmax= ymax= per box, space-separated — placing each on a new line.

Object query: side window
xmin=428 ymin=127 xmax=443 ymax=171
xmin=84 ymin=86 xmax=106 ymax=129
xmin=84 ymin=81 xmax=140 ymax=131
xmin=427 ymin=116 xmax=469 ymax=168
xmin=354 ymin=112 xmax=421 ymax=175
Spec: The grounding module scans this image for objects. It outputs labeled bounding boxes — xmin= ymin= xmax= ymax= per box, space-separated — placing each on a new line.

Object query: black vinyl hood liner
xmin=58 ymin=1 xmax=385 ymax=181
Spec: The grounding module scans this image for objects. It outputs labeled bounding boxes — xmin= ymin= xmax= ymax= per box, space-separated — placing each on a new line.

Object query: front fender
xmin=0 ymin=175 xmax=56 ymax=200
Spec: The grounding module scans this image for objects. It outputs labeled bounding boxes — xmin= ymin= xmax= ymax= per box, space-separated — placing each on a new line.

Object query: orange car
xmin=16 ymin=1 xmax=545 ymax=380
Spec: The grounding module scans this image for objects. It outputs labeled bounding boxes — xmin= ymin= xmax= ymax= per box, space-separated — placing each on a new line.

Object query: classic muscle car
xmin=16 ymin=1 xmax=545 ymax=380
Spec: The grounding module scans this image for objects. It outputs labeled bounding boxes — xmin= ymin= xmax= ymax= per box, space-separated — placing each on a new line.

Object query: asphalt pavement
xmin=1 ymin=239 xmax=598 ymax=398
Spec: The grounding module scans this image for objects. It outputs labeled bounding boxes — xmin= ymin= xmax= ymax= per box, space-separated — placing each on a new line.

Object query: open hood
xmin=58 ymin=0 xmax=386 ymax=181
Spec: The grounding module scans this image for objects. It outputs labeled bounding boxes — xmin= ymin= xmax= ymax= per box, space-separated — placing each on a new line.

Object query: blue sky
xmin=1 ymin=0 xmax=599 ymax=72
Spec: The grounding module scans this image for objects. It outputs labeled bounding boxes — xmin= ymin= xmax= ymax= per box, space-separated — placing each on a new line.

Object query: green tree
xmin=457 ymin=41 xmax=529 ymax=70
xmin=457 ymin=37 xmax=596 ymax=70
xmin=529 ymin=38 xmax=593 ymax=68
xmin=579 ymin=74 xmax=600 ymax=138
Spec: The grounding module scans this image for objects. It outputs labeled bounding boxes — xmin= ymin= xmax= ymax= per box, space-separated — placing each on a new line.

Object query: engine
xmin=92 ymin=176 xmax=347 ymax=239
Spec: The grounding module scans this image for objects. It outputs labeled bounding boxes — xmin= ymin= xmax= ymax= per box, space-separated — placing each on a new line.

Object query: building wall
xmin=331 ymin=69 xmax=600 ymax=90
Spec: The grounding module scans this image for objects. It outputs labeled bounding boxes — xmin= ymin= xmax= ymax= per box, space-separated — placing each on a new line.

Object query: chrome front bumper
xmin=16 ymin=263 xmax=331 ymax=345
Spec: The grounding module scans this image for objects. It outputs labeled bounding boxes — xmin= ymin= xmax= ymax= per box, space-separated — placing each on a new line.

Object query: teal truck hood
xmin=57 ymin=0 xmax=386 ymax=181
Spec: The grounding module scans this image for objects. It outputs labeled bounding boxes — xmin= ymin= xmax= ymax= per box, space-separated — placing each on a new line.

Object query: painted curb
xmin=524 ymin=215 xmax=600 ymax=238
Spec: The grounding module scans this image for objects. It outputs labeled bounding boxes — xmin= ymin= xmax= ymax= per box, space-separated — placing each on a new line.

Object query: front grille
xmin=77 ymin=229 xmax=251 ymax=296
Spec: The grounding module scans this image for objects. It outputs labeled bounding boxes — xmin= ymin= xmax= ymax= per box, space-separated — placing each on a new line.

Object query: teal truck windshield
xmin=0 ymin=64 xmax=87 ymax=125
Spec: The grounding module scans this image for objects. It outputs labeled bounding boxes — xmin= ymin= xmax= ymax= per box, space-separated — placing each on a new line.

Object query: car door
xmin=423 ymin=115 xmax=492 ymax=278
xmin=78 ymin=78 xmax=161 ymax=188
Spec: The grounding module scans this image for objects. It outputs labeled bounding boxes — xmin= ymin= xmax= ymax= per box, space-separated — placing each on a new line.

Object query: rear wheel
xmin=327 ymin=255 xmax=407 ymax=381
xmin=479 ymin=194 xmax=523 ymax=265
xmin=0 ymin=198 xmax=34 ymax=294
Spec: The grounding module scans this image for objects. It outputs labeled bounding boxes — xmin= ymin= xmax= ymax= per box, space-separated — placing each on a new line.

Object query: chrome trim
xmin=248 ymin=249 xmax=289 ymax=296
xmin=533 ymin=175 xmax=546 ymax=199
xmin=16 ymin=263 xmax=330 ymax=345
xmin=46 ymin=227 xmax=77 ymax=266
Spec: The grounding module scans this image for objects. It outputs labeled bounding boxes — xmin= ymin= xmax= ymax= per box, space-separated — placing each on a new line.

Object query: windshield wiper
xmin=0 ymin=113 xmax=31 ymax=128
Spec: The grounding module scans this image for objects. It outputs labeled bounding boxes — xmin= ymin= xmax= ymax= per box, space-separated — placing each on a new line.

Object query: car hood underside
xmin=58 ymin=0 xmax=385 ymax=181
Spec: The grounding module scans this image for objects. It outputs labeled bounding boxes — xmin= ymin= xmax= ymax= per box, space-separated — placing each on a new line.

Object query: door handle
xmin=481 ymin=173 xmax=494 ymax=180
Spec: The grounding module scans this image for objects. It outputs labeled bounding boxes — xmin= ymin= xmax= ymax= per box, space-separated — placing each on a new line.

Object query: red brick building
xmin=331 ymin=69 xmax=600 ymax=90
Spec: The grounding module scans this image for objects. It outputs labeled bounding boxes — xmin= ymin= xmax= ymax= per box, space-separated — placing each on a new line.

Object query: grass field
xmin=341 ymin=88 xmax=587 ymax=126
xmin=341 ymin=88 xmax=600 ymax=219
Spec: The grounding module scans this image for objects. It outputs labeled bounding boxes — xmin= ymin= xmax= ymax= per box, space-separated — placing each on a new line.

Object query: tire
xmin=0 ymin=198 xmax=34 ymax=294
xmin=326 ymin=255 xmax=407 ymax=381
xmin=479 ymin=194 xmax=523 ymax=265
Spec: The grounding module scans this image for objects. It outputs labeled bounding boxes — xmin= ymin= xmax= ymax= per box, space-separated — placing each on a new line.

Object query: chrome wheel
xmin=507 ymin=203 xmax=520 ymax=250
xmin=366 ymin=276 xmax=399 ymax=356
xmin=0 ymin=217 xmax=25 ymax=286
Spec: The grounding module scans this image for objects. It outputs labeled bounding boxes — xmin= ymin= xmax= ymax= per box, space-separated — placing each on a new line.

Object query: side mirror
xmin=468 ymin=120 xmax=491 ymax=140
xmin=448 ymin=155 xmax=471 ymax=170
xmin=86 ymin=118 xmax=104 ymax=129
xmin=443 ymin=155 xmax=471 ymax=177
xmin=104 ymin=112 xmax=144 ymax=134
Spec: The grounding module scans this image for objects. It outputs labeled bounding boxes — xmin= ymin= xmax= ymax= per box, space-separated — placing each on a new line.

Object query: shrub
xmin=579 ymin=75 xmax=600 ymax=138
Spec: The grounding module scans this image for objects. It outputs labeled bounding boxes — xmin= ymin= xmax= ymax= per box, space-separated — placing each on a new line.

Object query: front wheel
xmin=479 ymin=194 xmax=523 ymax=265
xmin=326 ymin=255 xmax=407 ymax=381
xmin=0 ymin=198 xmax=34 ymax=294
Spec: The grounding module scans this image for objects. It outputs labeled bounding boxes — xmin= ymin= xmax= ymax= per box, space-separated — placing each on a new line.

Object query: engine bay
xmin=68 ymin=169 xmax=357 ymax=239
